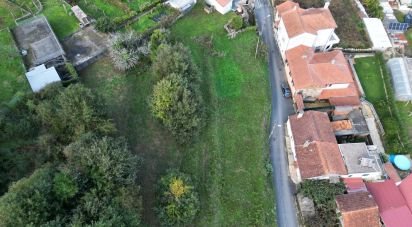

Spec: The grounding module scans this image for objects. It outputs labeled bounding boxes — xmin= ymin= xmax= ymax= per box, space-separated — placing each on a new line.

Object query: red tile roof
xmin=276 ymin=1 xmax=336 ymax=37
xmin=343 ymin=177 xmax=367 ymax=193
xmin=399 ymin=174 xmax=412 ymax=211
xmin=289 ymin=110 xmax=336 ymax=145
xmin=381 ymin=205 xmax=412 ymax=227
xmin=366 ymin=180 xmax=412 ymax=227
xmin=286 ymin=46 xmax=356 ymax=90
xmin=294 ymin=93 xmax=304 ymax=113
xmin=384 ymin=162 xmax=401 ymax=183
xmin=295 ymin=141 xmax=347 ymax=179
xmin=366 ymin=180 xmax=407 ymax=213
xmin=289 ymin=111 xmax=347 ymax=179
xmin=335 ymin=192 xmax=380 ymax=227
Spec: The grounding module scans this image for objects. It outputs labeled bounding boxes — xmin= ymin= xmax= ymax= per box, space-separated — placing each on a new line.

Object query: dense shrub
xmin=0 ymin=135 xmax=142 ymax=226
xmin=149 ymin=28 xmax=170 ymax=59
xmin=361 ymin=0 xmax=384 ymax=19
xmin=156 ymin=170 xmax=199 ymax=226
xmin=150 ymin=73 xmax=203 ymax=144
xmin=109 ymin=31 xmax=149 ymax=71
xmin=299 ymin=180 xmax=345 ymax=227
xmin=230 ymin=16 xmax=243 ymax=30
xmin=95 ymin=16 xmax=116 ymax=33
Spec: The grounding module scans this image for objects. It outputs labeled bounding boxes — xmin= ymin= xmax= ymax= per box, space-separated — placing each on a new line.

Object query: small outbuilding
xmin=25 ymin=64 xmax=61 ymax=92
xmin=363 ymin=18 xmax=392 ymax=51
xmin=71 ymin=5 xmax=91 ymax=27
xmin=166 ymin=0 xmax=196 ymax=13
xmin=387 ymin=58 xmax=412 ymax=101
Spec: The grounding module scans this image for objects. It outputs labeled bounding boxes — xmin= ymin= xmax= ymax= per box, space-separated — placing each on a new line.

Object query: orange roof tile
xmin=289 ymin=110 xmax=336 ymax=145
xmin=296 ymin=141 xmax=347 ymax=179
xmin=331 ymin=120 xmax=353 ymax=131
xmin=343 ymin=177 xmax=367 ymax=193
xmin=336 ymin=192 xmax=380 ymax=227
xmin=286 ymin=46 xmax=355 ymax=90
xmin=289 ymin=111 xmax=347 ymax=179
xmin=294 ymin=93 xmax=304 ymax=112
xmin=276 ymin=1 xmax=336 ymax=37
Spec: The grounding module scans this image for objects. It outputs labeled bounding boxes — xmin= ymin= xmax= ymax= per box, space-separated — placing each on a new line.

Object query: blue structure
xmin=405 ymin=12 xmax=412 ymax=25
xmin=390 ymin=154 xmax=411 ymax=171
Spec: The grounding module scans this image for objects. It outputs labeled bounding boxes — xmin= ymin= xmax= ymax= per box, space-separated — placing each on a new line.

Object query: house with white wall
xmin=274 ymin=1 xmax=340 ymax=59
xmin=205 ymin=0 xmax=232 ymax=14
xmin=284 ymin=45 xmax=360 ymax=108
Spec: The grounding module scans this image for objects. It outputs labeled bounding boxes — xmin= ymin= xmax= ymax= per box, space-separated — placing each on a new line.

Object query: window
xmin=362 ymin=174 xmax=369 ymax=177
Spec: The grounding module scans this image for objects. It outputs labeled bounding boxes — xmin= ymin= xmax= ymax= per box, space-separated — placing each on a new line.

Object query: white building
xmin=25 ymin=64 xmax=61 ymax=92
xmin=274 ymin=1 xmax=340 ymax=58
xmin=363 ymin=18 xmax=392 ymax=51
xmin=166 ymin=0 xmax=196 ymax=12
xmin=205 ymin=0 xmax=232 ymax=14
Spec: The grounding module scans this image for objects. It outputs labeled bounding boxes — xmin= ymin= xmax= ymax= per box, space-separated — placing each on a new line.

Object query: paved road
xmin=254 ymin=0 xmax=298 ymax=226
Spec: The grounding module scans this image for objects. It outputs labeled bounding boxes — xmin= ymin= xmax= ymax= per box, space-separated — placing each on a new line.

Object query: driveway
xmin=254 ymin=0 xmax=298 ymax=226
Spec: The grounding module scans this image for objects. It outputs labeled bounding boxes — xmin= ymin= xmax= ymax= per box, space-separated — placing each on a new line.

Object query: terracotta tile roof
xmin=336 ymin=192 xmax=380 ymax=227
xmin=289 ymin=111 xmax=347 ymax=179
xmin=366 ymin=180 xmax=407 ymax=213
xmin=289 ymin=110 xmax=336 ymax=145
xmin=295 ymin=141 xmax=347 ymax=179
xmin=215 ymin=0 xmax=231 ymax=7
xmin=342 ymin=177 xmax=367 ymax=193
xmin=384 ymin=162 xmax=401 ymax=183
xmin=319 ymin=84 xmax=359 ymax=101
xmin=294 ymin=93 xmax=304 ymax=113
xmin=286 ymin=46 xmax=356 ymax=89
xmin=276 ymin=0 xmax=299 ymax=15
xmin=328 ymin=96 xmax=361 ymax=107
xmin=276 ymin=1 xmax=336 ymax=37
xmin=331 ymin=120 xmax=353 ymax=131
xmin=399 ymin=174 xmax=412 ymax=211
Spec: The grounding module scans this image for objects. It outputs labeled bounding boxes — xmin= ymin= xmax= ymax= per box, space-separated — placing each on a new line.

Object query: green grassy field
xmin=126 ymin=0 xmax=159 ymax=12
xmin=0 ymin=29 xmax=28 ymax=104
xmin=77 ymin=0 xmax=132 ymax=19
xmin=354 ymin=55 xmax=411 ymax=154
xmin=81 ymin=5 xmax=275 ymax=226
xmin=41 ymin=0 xmax=79 ymax=39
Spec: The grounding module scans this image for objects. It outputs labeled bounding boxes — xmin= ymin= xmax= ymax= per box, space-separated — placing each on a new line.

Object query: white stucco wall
xmin=206 ymin=0 xmax=232 ymax=14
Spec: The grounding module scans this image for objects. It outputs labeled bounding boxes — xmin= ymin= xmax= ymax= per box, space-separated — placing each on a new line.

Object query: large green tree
xmin=150 ymin=73 xmax=203 ymax=144
xmin=0 ymin=135 xmax=142 ymax=226
xmin=156 ymin=170 xmax=199 ymax=226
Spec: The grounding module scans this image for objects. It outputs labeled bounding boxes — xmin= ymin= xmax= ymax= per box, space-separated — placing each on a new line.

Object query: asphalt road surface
xmin=254 ymin=0 xmax=298 ymax=226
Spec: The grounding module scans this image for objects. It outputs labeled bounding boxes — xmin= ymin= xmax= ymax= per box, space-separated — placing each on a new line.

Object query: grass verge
xmin=80 ymin=5 xmax=275 ymax=226
xmin=0 ymin=29 xmax=28 ymax=104
xmin=354 ymin=54 xmax=411 ymax=154
xmin=41 ymin=0 xmax=79 ymax=39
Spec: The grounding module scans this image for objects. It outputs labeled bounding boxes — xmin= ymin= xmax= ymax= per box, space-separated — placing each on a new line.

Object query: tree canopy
xmin=0 ymin=135 xmax=142 ymax=226
xmin=156 ymin=170 xmax=199 ymax=226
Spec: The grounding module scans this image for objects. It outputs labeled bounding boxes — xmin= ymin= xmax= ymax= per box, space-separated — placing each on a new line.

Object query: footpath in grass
xmin=0 ymin=29 xmax=28 ymax=104
xmin=81 ymin=5 xmax=275 ymax=226
xmin=354 ymin=55 xmax=411 ymax=154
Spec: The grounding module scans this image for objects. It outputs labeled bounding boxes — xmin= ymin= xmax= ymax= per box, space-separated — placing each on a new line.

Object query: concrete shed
xmin=25 ymin=64 xmax=61 ymax=92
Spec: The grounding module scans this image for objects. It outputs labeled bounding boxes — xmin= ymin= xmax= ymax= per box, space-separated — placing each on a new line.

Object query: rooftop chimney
xmin=324 ymin=1 xmax=330 ymax=9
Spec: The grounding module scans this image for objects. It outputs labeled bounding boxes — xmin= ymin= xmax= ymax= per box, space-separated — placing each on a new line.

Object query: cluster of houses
xmin=274 ymin=1 xmax=412 ymax=226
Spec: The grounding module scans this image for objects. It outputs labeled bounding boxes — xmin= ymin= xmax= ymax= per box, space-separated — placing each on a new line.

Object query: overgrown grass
xmin=126 ymin=0 xmax=159 ymax=12
xmin=354 ymin=54 xmax=411 ymax=154
xmin=330 ymin=0 xmax=370 ymax=48
xmin=81 ymin=4 xmax=275 ymax=226
xmin=0 ymin=1 xmax=26 ymax=29
xmin=0 ymin=29 xmax=29 ymax=104
xmin=77 ymin=0 xmax=132 ymax=19
xmin=41 ymin=0 xmax=79 ymax=39
xmin=8 ymin=0 xmax=39 ymax=13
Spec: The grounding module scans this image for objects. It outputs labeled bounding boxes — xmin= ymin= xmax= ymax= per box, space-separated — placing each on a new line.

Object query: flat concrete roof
xmin=13 ymin=16 xmax=65 ymax=67
xmin=339 ymin=143 xmax=382 ymax=174
xmin=25 ymin=64 xmax=61 ymax=92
